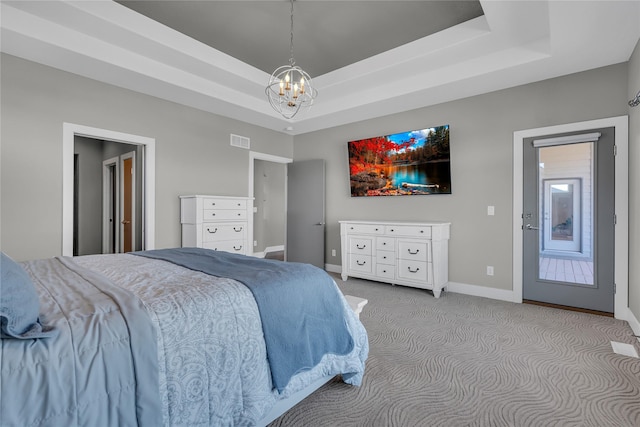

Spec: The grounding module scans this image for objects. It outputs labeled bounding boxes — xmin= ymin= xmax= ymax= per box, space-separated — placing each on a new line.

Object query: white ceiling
xmin=1 ymin=1 xmax=639 ymax=135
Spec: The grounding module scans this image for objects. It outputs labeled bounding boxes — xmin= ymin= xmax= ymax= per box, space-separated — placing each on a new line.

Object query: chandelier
xmin=265 ymin=0 xmax=317 ymax=120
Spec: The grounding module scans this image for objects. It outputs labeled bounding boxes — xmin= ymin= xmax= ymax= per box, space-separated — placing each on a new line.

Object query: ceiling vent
xmin=230 ymin=134 xmax=250 ymax=150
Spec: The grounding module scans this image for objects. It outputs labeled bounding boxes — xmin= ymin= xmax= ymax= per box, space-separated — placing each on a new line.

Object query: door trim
xmin=248 ymin=151 xmax=293 ymax=257
xmin=513 ymin=116 xmax=628 ymax=319
xmin=120 ymin=151 xmax=136 ymax=252
xmin=102 ymin=156 xmax=119 ymax=254
xmin=63 ymin=123 xmax=155 ymax=256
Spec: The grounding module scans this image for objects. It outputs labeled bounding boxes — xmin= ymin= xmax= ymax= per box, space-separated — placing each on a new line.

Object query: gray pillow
xmin=1 ymin=252 xmax=57 ymax=339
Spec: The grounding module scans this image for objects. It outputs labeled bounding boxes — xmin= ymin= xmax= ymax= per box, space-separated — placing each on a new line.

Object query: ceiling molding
xmin=1 ymin=1 xmax=639 ymax=135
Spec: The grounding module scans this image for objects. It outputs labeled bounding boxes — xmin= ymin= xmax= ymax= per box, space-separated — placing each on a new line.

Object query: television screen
xmin=348 ymin=125 xmax=451 ymax=197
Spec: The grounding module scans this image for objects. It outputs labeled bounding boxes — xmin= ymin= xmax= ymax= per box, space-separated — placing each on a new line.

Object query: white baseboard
xmin=445 ymin=281 xmax=516 ymax=302
xmin=254 ymin=245 xmax=285 ymax=259
xmin=325 ymin=263 xmax=341 ymax=274
xmin=619 ymin=306 xmax=640 ymax=343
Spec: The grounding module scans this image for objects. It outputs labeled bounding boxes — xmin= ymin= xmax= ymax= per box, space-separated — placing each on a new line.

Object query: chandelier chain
xmin=289 ymin=0 xmax=295 ymax=66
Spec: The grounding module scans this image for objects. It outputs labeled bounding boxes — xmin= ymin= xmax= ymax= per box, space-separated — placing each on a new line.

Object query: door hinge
xmin=614 ymin=145 xmax=617 ymax=156
xmin=614 ymin=214 xmax=617 ymax=225
xmin=614 ymin=283 xmax=616 ymax=294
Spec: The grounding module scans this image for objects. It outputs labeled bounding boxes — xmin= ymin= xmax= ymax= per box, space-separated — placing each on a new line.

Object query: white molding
xmin=620 ymin=307 xmax=640 ymax=343
xmin=445 ymin=281 xmax=516 ymax=303
xmin=63 ymin=123 xmax=155 ymax=256
xmin=325 ymin=263 xmax=341 ymax=274
xmin=513 ymin=116 xmax=629 ymax=319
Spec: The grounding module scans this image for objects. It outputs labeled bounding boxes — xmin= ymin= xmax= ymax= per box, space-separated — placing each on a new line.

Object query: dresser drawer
xmin=345 ymin=223 xmax=384 ymax=234
xmin=202 ymin=223 xmax=246 ymax=242
xmin=348 ymin=237 xmax=373 ymax=255
xmin=203 ymin=198 xmax=247 ymax=210
xmin=203 ymin=239 xmax=246 ymax=254
xmin=397 ymin=259 xmax=432 ymax=284
xmin=376 ymin=237 xmax=395 ymax=251
xmin=398 ymin=240 xmax=431 ymax=262
xmin=376 ymin=250 xmax=395 ymax=265
xmin=348 ymin=254 xmax=372 ymax=274
xmin=203 ymin=209 xmax=247 ymax=221
xmin=386 ymin=225 xmax=431 ymax=238
xmin=376 ymin=264 xmax=395 ymax=279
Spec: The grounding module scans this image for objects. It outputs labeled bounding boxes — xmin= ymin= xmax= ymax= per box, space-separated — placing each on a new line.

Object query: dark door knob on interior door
xmin=314 ymin=222 xmax=325 ymax=225
xmin=121 ymin=220 xmax=131 ymax=225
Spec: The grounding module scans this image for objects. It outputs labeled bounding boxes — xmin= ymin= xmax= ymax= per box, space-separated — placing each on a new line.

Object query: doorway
xmin=249 ymin=152 xmax=292 ymax=259
xmin=522 ymin=129 xmax=613 ymax=313
xmin=63 ymin=123 xmax=156 ymax=257
xmin=513 ymin=116 xmax=629 ymax=319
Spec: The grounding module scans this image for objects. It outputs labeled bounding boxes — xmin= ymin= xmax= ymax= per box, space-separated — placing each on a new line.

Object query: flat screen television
xmin=348 ymin=125 xmax=451 ymax=197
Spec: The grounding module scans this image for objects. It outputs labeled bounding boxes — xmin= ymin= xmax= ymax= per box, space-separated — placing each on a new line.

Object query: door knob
xmin=121 ymin=220 xmax=131 ymax=225
xmin=525 ymin=223 xmax=539 ymax=230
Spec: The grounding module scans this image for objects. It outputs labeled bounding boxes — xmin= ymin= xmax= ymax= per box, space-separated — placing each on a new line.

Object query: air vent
xmin=230 ymin=134 xmax=250 ymax=150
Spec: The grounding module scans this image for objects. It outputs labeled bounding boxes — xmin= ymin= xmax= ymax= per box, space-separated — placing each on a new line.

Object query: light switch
xmin=487 ymin=206 xmax=495 ymax=216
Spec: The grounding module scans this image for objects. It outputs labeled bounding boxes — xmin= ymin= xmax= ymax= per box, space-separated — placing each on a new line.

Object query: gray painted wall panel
xmin=0 ymin=54 xmax=293 ymax=260
xmin=628 ymin=39 xmax=640 ymax=321
xmin=293 ymin=63 xmax=629 ymax=292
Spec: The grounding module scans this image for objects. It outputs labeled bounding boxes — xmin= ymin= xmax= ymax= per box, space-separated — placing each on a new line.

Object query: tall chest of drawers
xmin=339 ymin=220 xmax=450 ymax=297
xmin=180 ymin=195 xmax=253 ymax=256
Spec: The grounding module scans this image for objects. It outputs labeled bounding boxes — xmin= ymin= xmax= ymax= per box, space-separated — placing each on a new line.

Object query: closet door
xmin=287 ymin=159 xmax=325 ymax=268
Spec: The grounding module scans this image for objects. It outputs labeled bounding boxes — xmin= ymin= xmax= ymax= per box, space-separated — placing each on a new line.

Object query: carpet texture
xmin=269 ymin=274 xmax=640 ymax=426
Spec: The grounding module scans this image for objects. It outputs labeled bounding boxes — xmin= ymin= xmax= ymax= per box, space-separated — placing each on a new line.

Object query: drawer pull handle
xmin=211 ymin=213 xmax=216 ymax=216
xmin=382 ymin=269 xmax=387 ymax=273
xmin=356 ymin=260 xmax=366 ymax=266
xmin=390 ymin=229 xmax=394 ymax=232
xmin=206 ymin=227 xmax=218 ymax=234
xmin=233 ymin=227 xmax=243 ymax=232
xmin=237 ymin=213 xmax=242 ymax=216
xmin=356 ymin=244 xmax=366 ymax=250
xmin=234 ymin=245 xmax=242 ymax=251
xmin=382 ymin=242 xmax=386 ymax=245
xmin=408 ymin=266 xmax=420 ymax=273
xmin=408 ymin=249 xmax=420 ymax=255
xmin=375 ymin=228 xmax=379 ymax=231
xmin=383 ymin=256 xmax=387 ymax=259
xmin=420 ymin=230 xmax=424 ymax=233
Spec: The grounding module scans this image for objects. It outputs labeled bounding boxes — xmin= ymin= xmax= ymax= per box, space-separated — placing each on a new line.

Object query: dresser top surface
xmin=180 ymin=195 xmax=253 ymax=200
xmin=339 ymin=220 xmax=450 ymax=226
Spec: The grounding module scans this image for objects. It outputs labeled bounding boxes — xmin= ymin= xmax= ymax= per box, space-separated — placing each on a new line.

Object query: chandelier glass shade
xmin=265 ymin=0 xmax=317 ymax=119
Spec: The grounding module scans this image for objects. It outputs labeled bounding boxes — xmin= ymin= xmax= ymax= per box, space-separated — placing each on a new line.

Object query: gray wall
xmin=1 ymin=54 xmax=293 ymax=261
xmin=293 ymin=63 xmax=629 ymax=292
xmin=253 ymin=159 xmax=286 ymax=253
xmin=628 ymin=39 xmax=640 ymax=323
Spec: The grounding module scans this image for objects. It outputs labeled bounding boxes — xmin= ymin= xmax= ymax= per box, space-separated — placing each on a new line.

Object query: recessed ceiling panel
xmin=117 ymin=1 xmax=484 ymax=77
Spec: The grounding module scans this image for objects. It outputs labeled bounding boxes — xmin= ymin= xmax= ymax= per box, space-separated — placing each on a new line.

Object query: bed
xmin=0 ymin=248 xmax=369 ymax=426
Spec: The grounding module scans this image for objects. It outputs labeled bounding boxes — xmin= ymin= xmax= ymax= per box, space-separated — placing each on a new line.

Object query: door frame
xmin=120 ymin=151 xmax=136 ymax=253
xmin=513 ymin=116 xmax=628 ymax=319
xmin=248 ymin=151 xmax=292 ymax=257
xmin=62 ymin=123 xmax=155 ymax=256
xmin=102 ymin=156 xmax=119 ymax=254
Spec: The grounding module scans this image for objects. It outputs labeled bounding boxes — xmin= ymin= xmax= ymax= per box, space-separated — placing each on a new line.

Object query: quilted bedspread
xmin=73 ymin=254 xmax=369 ymax=426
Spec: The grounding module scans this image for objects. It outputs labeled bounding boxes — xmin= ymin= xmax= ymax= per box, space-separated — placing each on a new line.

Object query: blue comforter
xmin=0 ymin=257 xmax=162 ymax=427
xmin=133 ymin=247 xmax=354 ymax=392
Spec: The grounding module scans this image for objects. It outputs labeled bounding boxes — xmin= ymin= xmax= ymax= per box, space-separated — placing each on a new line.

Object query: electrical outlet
xmin=487 ymin=266 xmax=494 ymax=276
xmin=253 ymin=240 xmax=257 ymax=247
xmin=488 ymin=205 xmax=495 ymax=216
xmin=331 ymin=249 xmax=336 ymax=257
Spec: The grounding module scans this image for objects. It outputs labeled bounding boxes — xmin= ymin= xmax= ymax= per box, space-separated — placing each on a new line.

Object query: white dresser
xmin=180 ymin=195 xmax=253 ymax=256
xmin=339 ymin=220 xmax=450 ymax=297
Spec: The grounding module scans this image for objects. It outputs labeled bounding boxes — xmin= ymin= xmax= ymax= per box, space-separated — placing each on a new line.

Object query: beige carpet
xmin=269 ymin=273 xmax=640 ymax=426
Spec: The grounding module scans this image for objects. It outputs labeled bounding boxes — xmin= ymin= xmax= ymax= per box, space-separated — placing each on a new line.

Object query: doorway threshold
xmin=523 ymin=299 xmax=613 ymax=318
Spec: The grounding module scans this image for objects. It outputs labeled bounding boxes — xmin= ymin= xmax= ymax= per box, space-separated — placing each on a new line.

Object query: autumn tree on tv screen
xmin=348 ymin=125 xmax=451 ymax=197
